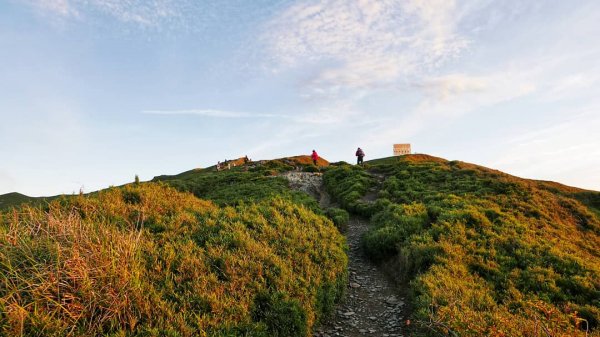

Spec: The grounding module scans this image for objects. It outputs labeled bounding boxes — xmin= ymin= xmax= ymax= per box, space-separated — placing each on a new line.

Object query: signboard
xmin=393 ymin=144 xmax=411 ymax=156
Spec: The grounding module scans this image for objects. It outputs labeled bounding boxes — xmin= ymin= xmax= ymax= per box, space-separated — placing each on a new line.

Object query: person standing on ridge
xmin=311 ymin=150 xmax=319 ymax=166
xmin=356 ymin=147 xmax=365 ymax=165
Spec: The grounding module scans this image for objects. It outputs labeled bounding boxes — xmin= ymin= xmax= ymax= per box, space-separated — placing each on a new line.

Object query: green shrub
xmin=325 ymin=207 xmax=349 ymax=232
xmin=363 ymin=226 xmax=403 ymax=260
xmin=251 ymin=291 xmax=307 ymax=337
xmin=122 ymin=188 xmax=142 ymax=204
xmin=303 ymin=165 xmax=319 ymax=173
xmin=314 ymin=273 xmax=347 ymax=324
xmin=323 ymin=165 xmax=375 ymax=213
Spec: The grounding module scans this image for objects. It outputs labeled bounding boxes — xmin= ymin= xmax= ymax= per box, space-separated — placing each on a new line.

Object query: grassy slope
xmin=0 ymin=156 xmax=329 ymax=212
xmin=0 ymin=192 xmax=48 ymax=210
xmin=152 ymin=157 xmax=329 ymax=209
xmin=0 ymin=158 xmax=347 ymax=336
xmin=324 ymin=154 xmax=600 ymax=337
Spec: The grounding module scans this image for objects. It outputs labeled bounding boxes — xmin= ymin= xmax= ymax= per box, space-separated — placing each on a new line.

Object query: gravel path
xmin=281 ymin=171 xmax=408 ymax=337
xmin=313 ymin=215 xmax=407 ymax=337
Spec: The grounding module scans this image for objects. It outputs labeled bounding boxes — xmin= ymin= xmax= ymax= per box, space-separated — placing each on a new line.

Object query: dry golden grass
xmin=0 ymin=183 xmax=347 ymax=336
xmin=281 ymin=155 xmax=330 ymax=167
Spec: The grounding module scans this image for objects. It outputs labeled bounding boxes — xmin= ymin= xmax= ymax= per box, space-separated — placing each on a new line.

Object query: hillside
xmin=151 ymin=156 xmax=329 ymax=208
xmin=324 ymin=154 xmax=600 ymax=336
xmin=0 ymin=192 xmax=46 ymax=210
xmin=0 ymin=157 xmax=346 ymax=336
xmin=0 ymin=156 xmax=330 ymax=211
xmin=2 ymin=154 xmax=599 ymax=336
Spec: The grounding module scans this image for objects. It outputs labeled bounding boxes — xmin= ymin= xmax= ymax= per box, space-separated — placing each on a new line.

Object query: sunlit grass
xmin=0 ymin=183 xmax=347 ymax=336
xmin=325 ymin=155 xmax=600 ymax=336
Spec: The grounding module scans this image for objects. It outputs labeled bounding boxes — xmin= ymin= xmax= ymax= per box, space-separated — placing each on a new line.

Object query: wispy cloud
xmin=141 ymin=108 xmax=362 ymax=126
xmin=360 ymin=65 xmax=538 ymax=151
xmin=539 ymin=72 xmax=600 ymax=103
xmin=261 ymin=0 xmax=471 ymax=97
xmin=420 ymin=71 xmax=535 ymax=115
xmin=416 ymin=74 xmax=488 ymax=101
xmin=488 ymin=108 xmax=600 ymax=190
xmin=24 ymin=0 xmax=188 ymax=27
xmin=142 ymin=109 xmax=287 ymax=119
xmin=29 ymin=0 xmax=78 ymax=17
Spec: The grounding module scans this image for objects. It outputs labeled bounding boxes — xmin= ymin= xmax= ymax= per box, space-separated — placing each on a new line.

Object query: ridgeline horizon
xmin=1 ymin=154 xmax=598 ymax=209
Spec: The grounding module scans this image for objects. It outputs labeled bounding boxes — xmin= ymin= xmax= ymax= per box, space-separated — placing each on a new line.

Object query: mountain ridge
xmin=1 ymin=154 xmax=597 ymax=211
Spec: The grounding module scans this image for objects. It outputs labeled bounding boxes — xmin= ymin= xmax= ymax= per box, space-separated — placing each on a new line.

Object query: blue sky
xmin=1 ymin=0 xmax=599 ymax=196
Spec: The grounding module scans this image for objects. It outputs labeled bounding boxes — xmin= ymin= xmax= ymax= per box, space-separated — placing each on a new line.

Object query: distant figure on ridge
xmin=356 ymin=147 xmax=365 ymax=165
xmin=311 ymin=150 xmax=319 ymax=166
xmin=244 ymin=155 xmax=250 ymax=164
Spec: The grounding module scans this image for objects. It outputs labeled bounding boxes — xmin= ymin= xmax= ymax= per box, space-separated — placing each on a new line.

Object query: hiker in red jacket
xmin=356 ymin=147 xmax=365 ymax=165
xmin=311 ymin=150 xmax=319 ymax=166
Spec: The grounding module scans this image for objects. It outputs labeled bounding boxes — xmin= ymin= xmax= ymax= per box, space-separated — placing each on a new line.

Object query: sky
xmin=1 ymin=0 xmax=599 ymax=196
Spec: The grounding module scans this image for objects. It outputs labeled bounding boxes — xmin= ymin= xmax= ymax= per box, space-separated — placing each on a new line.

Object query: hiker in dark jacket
xmin=311 ymin=150 xmax=319 ymax=166
xmin=356 ymin=147 xmax=365 ymax=165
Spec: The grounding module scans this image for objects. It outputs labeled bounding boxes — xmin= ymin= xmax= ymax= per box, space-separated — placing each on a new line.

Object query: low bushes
xmin=325 ymin=208 xmax=350 ymax=232
xmin=251 ymin=291 xmax=307 ymax=337
xmin=325 ymin=155 xmax=600 ymax=336
xmin=0 ymin=183 xmax=347 ymax=336
xmin=323 ymin=164 xmax=376 ymax=217
xmin=154 ymin=169 xmax=319 ymax=211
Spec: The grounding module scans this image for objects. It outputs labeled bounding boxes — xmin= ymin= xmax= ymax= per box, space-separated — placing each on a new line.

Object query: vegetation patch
xmin=0 ymin=192 xmax=52 ymax=211
xmin=0 ymin=183 xmax=347 ymax=336
xmin=323 ymin=164 xmax=377 ymax=217
xmin=153 ymin=167 xmax=319 ymax=210
xmin=325 ymin=155 xmax=600 ymax=336
xmin=325 ymin=207 xmax=350 ymax=233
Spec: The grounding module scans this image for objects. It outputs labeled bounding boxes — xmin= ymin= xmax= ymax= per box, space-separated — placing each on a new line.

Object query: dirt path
xmin=282 ymin=172 xmax=407 ymax=337
xmin=314 ymin=215 xmax=407 ymax=337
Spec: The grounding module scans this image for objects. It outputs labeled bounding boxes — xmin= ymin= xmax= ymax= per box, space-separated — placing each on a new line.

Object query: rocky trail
xmin=282 ymin=172 xmax=408 ymax=337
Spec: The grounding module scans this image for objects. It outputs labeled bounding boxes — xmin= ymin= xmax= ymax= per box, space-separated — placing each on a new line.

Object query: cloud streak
xmin=142 ymin=109 xmax=287 ymax=119
xmin=489 ymin=108 xmax=600 ymax=190
xmin=141 ymin=108 xmax=360 ymax=126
